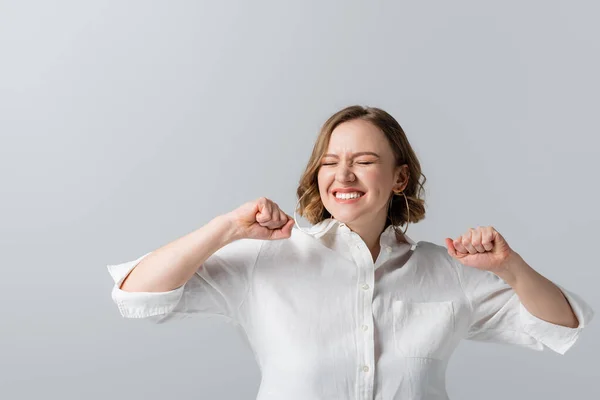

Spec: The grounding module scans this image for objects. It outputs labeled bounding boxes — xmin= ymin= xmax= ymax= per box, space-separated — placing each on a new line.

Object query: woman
xmin=107 ymin=105 xmax=593 ymax=399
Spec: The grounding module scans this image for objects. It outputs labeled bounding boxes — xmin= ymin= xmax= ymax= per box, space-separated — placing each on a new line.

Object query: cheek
xmin=362 ymin=170 xmax=386 ymax=185
xmin=317 ymin=170 xmax=333 ymax=185
xmin=363 ymin=171 xmax=393 ymax=198
xmin=316 ymin=173 xmax=327 ymax=195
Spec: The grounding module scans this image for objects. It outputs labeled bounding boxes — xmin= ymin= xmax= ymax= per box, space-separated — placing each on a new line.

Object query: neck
xmin=341 ymin=216 xmax=388 ymax=255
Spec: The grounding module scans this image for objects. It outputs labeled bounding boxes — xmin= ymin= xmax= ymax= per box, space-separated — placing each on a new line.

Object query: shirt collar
xmin=306 ymin=218 xmax=417 ymax=248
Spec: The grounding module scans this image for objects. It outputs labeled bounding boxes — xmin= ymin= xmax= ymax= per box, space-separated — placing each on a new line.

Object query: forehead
xmin=326 ymin=119 xmax=389 ymax=155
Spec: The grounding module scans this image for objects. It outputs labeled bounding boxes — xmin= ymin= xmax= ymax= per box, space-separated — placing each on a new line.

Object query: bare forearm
xmin=120 ymin=214 xmax=241 ymax=293
xmin=496 ymin=252 xmax=579 ymax=328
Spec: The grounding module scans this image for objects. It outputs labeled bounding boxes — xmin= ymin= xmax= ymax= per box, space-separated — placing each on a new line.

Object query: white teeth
xmin=335 ymin=192 xmax=364 ymax=199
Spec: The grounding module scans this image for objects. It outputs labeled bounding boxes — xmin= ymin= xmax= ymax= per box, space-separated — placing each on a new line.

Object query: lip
xmin=331 ymin=188 xmax=365 ymax=195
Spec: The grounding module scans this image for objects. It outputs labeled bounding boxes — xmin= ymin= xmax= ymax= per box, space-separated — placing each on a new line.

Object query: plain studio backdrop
xmin=1 ymin=1 xmax=598 ymax=399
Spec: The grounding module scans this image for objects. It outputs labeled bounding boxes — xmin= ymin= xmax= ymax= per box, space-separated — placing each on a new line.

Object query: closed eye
xmin=321 ymin=162 xmax=373 ymax=166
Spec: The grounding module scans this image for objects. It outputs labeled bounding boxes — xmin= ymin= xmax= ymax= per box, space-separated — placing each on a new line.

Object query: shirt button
xmin=385 ymin=246 xmax=392 ymax=253
xmin=362 ymin=324 xmax=368 ymax=331
xmin=361 ymin=283 xmax=370 ymax=290
xmin=362 ymin=365 xmax=370 ymax=372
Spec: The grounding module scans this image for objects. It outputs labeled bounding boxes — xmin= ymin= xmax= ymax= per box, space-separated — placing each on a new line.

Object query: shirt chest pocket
xmin=392 ymin=300 xmax=455 ymax=360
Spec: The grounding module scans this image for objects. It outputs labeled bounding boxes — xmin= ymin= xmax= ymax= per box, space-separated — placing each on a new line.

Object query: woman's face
xmin=317 ymin=119 xmax=406 ymax=228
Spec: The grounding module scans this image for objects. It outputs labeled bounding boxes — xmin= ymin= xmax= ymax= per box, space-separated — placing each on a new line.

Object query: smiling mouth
xmin=333 ymin=192 xmax=366 ymax=201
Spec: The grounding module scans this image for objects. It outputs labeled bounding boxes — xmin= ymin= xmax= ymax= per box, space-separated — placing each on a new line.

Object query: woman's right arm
xmin=107 ymin=197 xmax=294 ymax=321
xmin=119 ymin=214 xmax=241 ymax=293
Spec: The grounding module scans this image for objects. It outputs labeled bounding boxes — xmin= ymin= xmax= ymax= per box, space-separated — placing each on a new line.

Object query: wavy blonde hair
xmin=295 ymin=105 xmax=427 ymax=231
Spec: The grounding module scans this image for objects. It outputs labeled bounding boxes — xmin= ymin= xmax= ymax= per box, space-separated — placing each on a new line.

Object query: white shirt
xmin=107 ymin=218 xmax=594 ymax=400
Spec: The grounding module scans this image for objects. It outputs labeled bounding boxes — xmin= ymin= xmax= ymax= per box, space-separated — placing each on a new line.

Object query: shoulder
xmin=411 ymin=240 xmax=459 ymax=278
xmin=413 ymin=240 xmax=501 ymax=286
xmin=416 ymin=240 xmax=501 ymax=286
xmin=210 ymin=237 xmax=266 ymax=265
xmin=253 ymin=228 xmax=318 ymax=258
xmin=415 ymin=240 xmax=453 ymax=263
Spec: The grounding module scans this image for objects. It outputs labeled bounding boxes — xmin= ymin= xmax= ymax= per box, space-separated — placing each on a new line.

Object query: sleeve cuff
xmin=520 ymin=284 xmax=594 ymax=355
xmin=107 ymin=252 xmax=185 ymax=318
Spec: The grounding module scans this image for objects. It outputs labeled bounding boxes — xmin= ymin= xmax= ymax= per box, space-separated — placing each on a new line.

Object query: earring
xmin=294 ymin=191 xmax=331 ymax=236
xmin=388 ymin=189 xmax=410 ymax=235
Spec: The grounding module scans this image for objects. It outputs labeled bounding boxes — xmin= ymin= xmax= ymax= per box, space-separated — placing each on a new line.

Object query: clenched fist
xmin=226 ymin=197 xmax=295 ymax=241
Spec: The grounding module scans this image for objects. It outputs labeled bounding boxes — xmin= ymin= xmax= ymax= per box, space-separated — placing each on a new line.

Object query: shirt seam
xmin=450 ymin=255 xmax=474 ymax=330
xmin=468 ymin=327 xmax=527 ymax=335
xmin=236 ymin=239 xmax=265 ymax=317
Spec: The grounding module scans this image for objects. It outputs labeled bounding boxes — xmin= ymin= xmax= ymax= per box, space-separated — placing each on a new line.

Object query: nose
xmin=335 ymin=164 xmax=356 ymax=183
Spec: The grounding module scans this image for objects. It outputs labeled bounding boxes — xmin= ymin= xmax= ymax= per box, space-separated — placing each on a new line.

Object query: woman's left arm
xmin=445 ymin=226 xmax=581 ymax=329
xmin=493 ymin=251 xmax=579 ymax=328
xmin=446 ymin=225 xmax=593 ymax=355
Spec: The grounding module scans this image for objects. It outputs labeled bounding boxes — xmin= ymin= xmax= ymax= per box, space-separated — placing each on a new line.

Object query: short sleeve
xmin=107 ymin=238 xmax=265 ymax=324
xmin=451 ymin=257 xmax=594 ymax=355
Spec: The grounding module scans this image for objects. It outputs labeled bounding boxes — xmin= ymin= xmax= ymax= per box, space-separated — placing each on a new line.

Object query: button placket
xmin=361 ymin=243 xmax=376 ymax=398
xmin=350 ymin=234 xmax=375 ymax=398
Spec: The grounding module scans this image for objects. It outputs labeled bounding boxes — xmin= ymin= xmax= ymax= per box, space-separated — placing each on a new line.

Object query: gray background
xmin=1 ymin=0 xmax=598 ymax=399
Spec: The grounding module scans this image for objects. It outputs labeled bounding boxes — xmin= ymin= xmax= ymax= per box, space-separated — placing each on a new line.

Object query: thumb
xmin=273 ymin=218 xmax=294 ymax=240
xmin=283 ymin=218 xmax=295 ymax=234
xmin=444 ymin=237 xmax=458 ymax=258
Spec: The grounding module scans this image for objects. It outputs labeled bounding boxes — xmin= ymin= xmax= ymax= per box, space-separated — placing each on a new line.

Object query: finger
xmin=257 ymin=200 xmax=272 ymax=224
xmin=264 ymin=200 xmax=273 ymax=225
xmin=462 ymin=230 xmax=477 ymax=254
xmin=471 ymin=227 xmax=485 ymax=252
xmin=265 ymin=203 xmax=282 ymax=227
xmin=482 ymin=227 xmax=494 ymax=251
xmin=270 ymin=204 xmax=282 ymax=220
xmin=268 ymin=209 xmax=282 ymax=228
xmin=278 ymin=210 xmax=288 ymax=226
xmin=453 ymin=234 xmax=468 ymax=254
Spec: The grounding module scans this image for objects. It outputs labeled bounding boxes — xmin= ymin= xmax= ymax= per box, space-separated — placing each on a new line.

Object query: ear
xmin=394 ymin=164 xmax=410 ymax=190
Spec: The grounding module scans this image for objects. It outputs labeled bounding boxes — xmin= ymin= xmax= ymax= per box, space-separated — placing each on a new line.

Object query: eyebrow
xmin=322 ymin=152 xmax=381 ymax=159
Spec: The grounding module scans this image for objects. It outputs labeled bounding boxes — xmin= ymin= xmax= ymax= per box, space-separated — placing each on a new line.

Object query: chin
xmin=332 ymin=211 xmax=361 ymax=222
